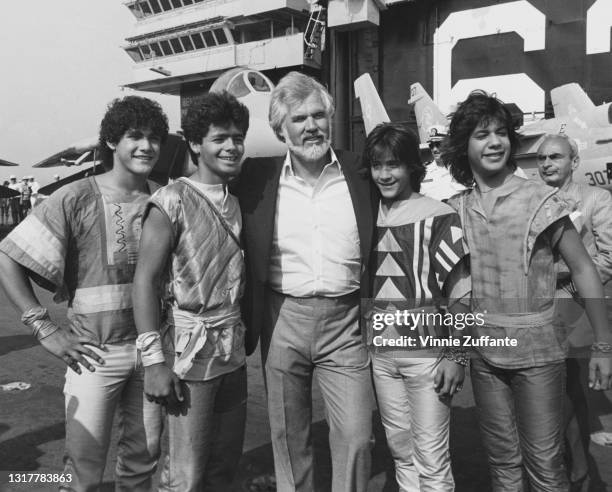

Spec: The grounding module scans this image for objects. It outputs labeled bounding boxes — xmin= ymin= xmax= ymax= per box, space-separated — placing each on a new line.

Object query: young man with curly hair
xmin=0 ymin=96 xmax=169 ymax=491
xmin=443 ymin=91 xmax=612 ymax=491
xmin=133 ymin=91 xmax=249 ymax=491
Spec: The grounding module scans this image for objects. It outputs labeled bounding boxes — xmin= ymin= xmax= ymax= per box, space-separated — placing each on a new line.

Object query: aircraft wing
xmin=0 ymin=158 xmax=19 ymax=167
xmin=0 ymin=185 xmax=21 ymax=198
xmin=33 ymin=136 xmax=99 ymax=168
xmin=37 ymin=166 xmax=105 ymax=196
xmin=354 ymin=73 xmax=390 ymax=136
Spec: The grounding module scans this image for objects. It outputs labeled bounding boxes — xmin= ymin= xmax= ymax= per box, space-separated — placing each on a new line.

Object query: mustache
xmin=287 ymin=139 xmax=331 ymax=161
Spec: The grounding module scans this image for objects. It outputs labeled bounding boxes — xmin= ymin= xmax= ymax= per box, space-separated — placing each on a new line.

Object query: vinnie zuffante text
xmin=369 ymin=309 xmax=518 ymax=348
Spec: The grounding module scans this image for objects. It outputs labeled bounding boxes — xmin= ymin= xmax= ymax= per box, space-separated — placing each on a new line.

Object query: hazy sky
xmin=0 ymin=1 xmax=181 ymax=184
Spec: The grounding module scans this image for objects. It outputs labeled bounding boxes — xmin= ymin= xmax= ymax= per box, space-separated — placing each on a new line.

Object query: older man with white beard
xmin=235 ymin=71 xmax=377 ymax=492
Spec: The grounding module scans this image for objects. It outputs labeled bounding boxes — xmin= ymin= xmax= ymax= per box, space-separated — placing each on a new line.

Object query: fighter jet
xmin=355 ymin=75 xmax=612 ymax=191
xmin=34 ymin=67 xmax=287 ymax=185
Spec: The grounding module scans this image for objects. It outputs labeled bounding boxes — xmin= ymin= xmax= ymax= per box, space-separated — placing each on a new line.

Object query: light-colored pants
xmin=471 ymin=357 xmax=568 ymax=492
xmin=159 ymin=365 xmax=247 ymax=492
xmin=62 ymin=341 xmax=162 ymax=492
xmin=264 ymin=290 xmax=375 ymax=492
xmin=372 ymin=355 xmax=453 ymax=492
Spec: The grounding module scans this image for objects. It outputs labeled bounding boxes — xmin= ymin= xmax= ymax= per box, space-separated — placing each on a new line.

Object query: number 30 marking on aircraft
xmin=585 ymin=171 xmax=611 ymax=186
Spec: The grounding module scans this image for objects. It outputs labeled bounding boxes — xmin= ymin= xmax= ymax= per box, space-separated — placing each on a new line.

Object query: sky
xmin=0 ymin=1 xmax=181 ymax=185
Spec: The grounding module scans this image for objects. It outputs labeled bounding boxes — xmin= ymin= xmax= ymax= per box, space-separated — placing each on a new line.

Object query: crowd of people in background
xmin=1 ymin=175 xmax=42 ymax=226
xmin=0 ymin=71 xmax=610 ymax=492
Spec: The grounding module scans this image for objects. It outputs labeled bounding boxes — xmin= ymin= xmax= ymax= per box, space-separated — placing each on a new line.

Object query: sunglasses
xmin=428 ymin=142 xmax=441 ymax=149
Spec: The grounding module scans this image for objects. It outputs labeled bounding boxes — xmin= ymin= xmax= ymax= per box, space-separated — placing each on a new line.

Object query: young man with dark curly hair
xmin=133 ymin=91 xmax=249 ymax=491
xmin=443 ymin=91 xmax=612 ymax=491
xmin=0 ymin=95 xmax=169 ymax=491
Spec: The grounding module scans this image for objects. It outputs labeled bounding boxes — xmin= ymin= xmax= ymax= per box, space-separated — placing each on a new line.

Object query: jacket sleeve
xmin=590 ymin=188 xmax=612 ymax=284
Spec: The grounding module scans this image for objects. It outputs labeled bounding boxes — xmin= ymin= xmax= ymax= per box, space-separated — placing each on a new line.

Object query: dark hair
xmin=182 ymin=91 xmax=250 ymax=164
xmin=363 ymin=123 xmax=426 ymax=192
xmin=441 ymin=90 xmax=519 ymax=187
xmin=98 ymin=96 xmax=169 ymax=170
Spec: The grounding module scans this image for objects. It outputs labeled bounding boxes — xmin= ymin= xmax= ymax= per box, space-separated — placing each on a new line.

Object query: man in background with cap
xmin=419 ymin=125 xmax=466 ymax=201
xmin=19 ymin=176 xmax=32 ymax=219
xmin=28 ymin=176 xmax=41 ymax=208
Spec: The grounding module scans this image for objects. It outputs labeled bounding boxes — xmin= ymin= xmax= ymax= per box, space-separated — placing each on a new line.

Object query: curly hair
xmin=363 ymin=122 xmax=426 ymax=193
xmin=182 ymin=91 xmax=250 ymax=164
xmin=98 ymin=96 xmax=169 ymax=169
xmin=268 ymin=71 xmax=334 ymax=141
xmin=441 ymin=90 xmax=519 ymax=187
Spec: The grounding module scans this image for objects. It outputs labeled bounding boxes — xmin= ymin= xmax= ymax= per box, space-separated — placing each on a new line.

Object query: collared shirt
xmin=268 ymin=149 xmax=361 ymax=297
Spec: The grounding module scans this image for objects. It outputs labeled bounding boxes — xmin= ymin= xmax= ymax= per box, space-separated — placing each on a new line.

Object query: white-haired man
xmin=537 ymin=133 xmax=612 ymax=490
xmin=235 ymin=71 xmax=376 ymax=492
xmin=537 ymin=133 xmax=612 ymax=290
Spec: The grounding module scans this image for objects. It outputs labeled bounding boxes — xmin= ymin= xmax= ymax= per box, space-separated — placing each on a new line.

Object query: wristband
xmin=443 ymin=347 xmax=469 ymax=367
xmin=591 ymin=342 xmax=612 ymax=354
xmin=136 ymin=331 xmax=166 ymax=367
xmin=21 ymin=306 xmax=60 ymax=340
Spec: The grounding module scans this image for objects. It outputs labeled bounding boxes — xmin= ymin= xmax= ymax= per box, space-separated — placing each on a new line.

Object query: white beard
xmin=282 ymin=128 xmax=332 ymax=164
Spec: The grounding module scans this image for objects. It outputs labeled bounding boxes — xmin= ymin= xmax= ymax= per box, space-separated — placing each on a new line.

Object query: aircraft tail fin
xmin=408 ymin=82 xmax=448 ymax=144
xmin=354 ymin=73 xmax=390 ymax=136
xmin=551 ymin=83 xmax=595 ymax=118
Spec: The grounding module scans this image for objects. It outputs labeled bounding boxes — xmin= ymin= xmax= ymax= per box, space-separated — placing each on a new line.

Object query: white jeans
xmin=61 ymin=341 xmax=162 ymax=492
xmin=372 ymin=355 xmax=454 ymax=492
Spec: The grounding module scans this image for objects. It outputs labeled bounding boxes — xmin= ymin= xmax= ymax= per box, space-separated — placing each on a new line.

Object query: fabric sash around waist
xmin=165 ymin=306 xmax=242 ymax=379
xmin=473 ymin=306 xmax=566 ymax=368
xmin=480 ymin=308 xmax=554 ymax=330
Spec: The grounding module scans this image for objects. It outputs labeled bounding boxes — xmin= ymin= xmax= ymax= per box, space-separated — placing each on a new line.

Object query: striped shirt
xmin=372 ymin=194 xmax=470 ymax=347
